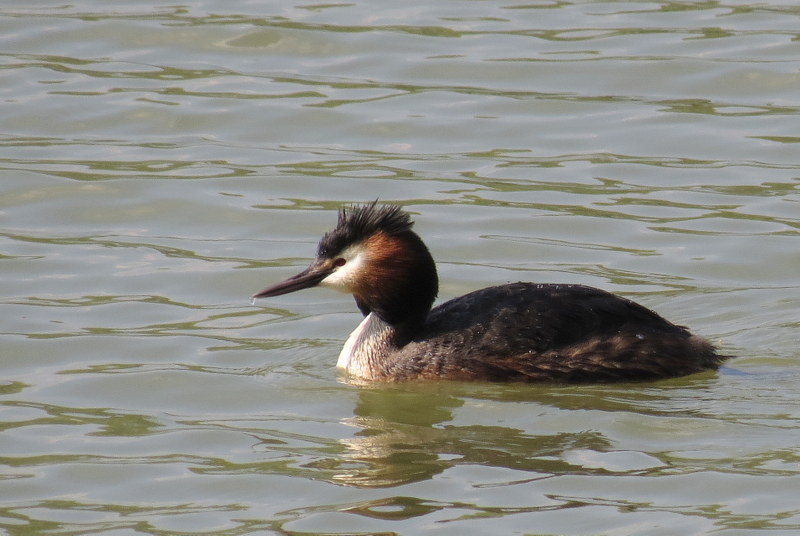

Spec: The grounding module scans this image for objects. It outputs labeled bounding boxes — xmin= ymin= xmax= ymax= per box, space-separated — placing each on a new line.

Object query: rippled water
xmin=2 ymin=1 xmax=799 ymax=534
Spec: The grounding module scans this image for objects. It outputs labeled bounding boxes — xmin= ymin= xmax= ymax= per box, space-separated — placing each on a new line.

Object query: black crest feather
xmin=317 ymin=201 xmax=413 ymax=257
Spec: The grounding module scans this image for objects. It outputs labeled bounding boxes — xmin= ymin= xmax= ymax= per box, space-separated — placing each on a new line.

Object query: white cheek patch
xmin=319 ymin=244 xmax=367 ymax=293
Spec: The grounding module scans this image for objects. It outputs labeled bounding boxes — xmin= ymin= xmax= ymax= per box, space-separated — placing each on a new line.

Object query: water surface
xmin=1 ymin=1 xmax=799 ymax=534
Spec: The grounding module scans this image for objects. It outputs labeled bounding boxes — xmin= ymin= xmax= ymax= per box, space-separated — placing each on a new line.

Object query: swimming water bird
xmin=251 ymin=202 xmax=726 ymax=382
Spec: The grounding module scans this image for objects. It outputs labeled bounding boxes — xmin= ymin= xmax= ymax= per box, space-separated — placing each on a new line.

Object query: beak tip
xmin=249 ymin=288 xmax=272 ymax=302
xmin=249 ymin=262 xmax=331 ymax=303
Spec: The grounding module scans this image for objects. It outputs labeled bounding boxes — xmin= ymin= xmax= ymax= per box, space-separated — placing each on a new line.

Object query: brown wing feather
xmin=387 ymin=283 xmax=723 ymax=382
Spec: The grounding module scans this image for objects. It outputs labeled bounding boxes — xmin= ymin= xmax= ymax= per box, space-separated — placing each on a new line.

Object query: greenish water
xmin=1 ymin=1 xmax=799 ymax=534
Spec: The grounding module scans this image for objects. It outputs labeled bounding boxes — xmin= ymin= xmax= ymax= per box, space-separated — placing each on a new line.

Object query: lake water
xmin=1 ymin=1 xmax=799 ymax=534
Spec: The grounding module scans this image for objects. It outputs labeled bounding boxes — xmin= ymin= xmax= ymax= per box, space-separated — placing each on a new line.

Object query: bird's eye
xmin=333 ymin=258 xmax=346 ymax=268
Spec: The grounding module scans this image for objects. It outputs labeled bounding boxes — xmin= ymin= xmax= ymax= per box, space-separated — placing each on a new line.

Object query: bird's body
xmin=252 ymin=202 xmax=726 ymax=382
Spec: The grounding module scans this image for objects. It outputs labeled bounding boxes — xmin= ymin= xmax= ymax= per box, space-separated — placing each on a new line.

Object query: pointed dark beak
xmin=250 ymin=259 xmax=334 ymax=300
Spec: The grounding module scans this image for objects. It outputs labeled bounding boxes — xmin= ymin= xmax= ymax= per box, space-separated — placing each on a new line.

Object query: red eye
xmin=333 ymin=258 xmax=346 ymax=268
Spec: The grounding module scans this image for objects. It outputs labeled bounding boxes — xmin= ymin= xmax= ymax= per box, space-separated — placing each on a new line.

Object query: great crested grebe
xmin=251 ymin=202 xmax=727 ymax=382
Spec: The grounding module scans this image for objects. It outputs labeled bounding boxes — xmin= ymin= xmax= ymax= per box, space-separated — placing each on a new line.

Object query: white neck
xmin=336 ymin=312 xmax=397 ymax=381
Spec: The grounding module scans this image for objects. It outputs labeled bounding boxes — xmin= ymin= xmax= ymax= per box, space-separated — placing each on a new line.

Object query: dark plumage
xmin=318 ymin=202 xmax=412 ymax=258
xmin=252 ymin=202 xmax=728 ymax=383
xmin=387 ymin=283 xmax=722 ymax=382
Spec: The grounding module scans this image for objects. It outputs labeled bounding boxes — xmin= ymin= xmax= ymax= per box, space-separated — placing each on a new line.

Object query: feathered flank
xmin=317 ymin=201 xmax=413 ymax=258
